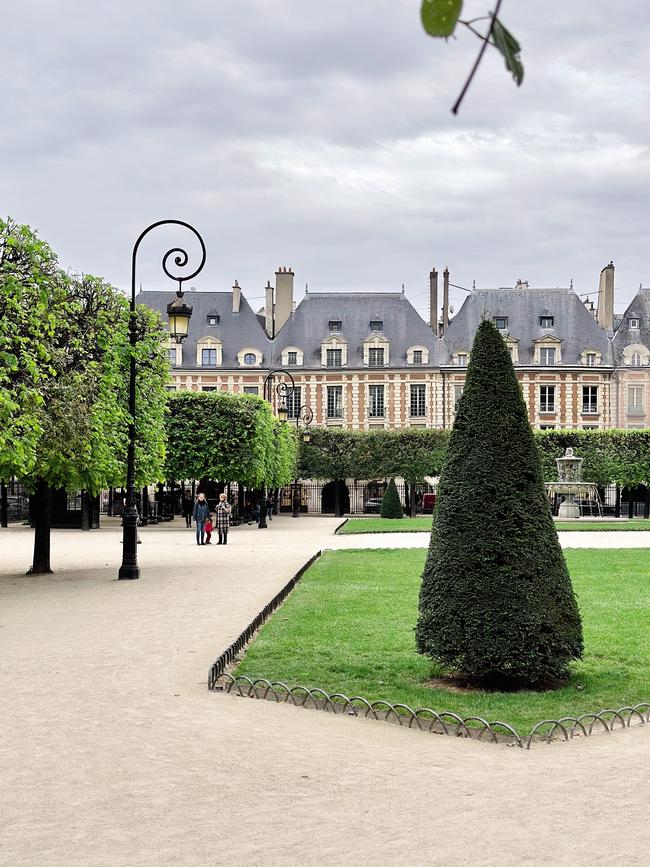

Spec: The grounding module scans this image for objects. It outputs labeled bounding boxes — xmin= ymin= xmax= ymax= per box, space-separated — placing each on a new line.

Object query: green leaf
xmin=492 ymin=18 xmax=524 ymax=86
xmin=420 ymin=0 xmax=463 ymax=38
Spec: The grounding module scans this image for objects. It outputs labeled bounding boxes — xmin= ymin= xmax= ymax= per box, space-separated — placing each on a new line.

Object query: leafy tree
xmin=0 ymin=218 xmax=169 ymax=573
xmin=416 ymin=320 xmax=583 ymax=688
xmin=165 ymin=391 xmax=296 ymax=488
xmin=380 ymin=478 xmax=403 ymax=519
xmin=420 ymin=0 xmax=523 ymax=114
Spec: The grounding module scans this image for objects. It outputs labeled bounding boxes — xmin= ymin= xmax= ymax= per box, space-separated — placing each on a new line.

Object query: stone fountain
xmin=545 ymin=447 xmax=602 ymax=519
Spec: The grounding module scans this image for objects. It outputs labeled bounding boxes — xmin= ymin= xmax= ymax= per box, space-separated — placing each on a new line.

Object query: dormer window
xmin=494 ymin=316 xmax=508 ymax=330
xmin=540 ymin=347 xmax=556 ymax=365
xmin=326 ymin=348 xmax=342 ymax=368
xmin=586 ymin=352 xmax=596 ymax=366
xmin=243 ymin=353 xmax=256 ymax=365
xmin=329 ymin=320 xmax=342 ymax=333
xmin=456 ymin=353 xmax=468 ymax=367
xmin=207 ymin=315 xmax=220 ymax=326
xmin=540 ymin=316 xmax=554 ymax=328
xmin=370 ymin=320 xmax=383 ymax=332
xmin=631 ymin=352 xmax=642 ymax=367
xmin=368 ymin=347 xmax=384 ymax=367
xmin=287 ymin=351 xmax=297 ymax=366
xmin=202 ymin=348 xmax=217 ymax=366
xmin=629 ymin=318 xmax=640 ymax=329
xmin=412 ymin=350 xmax=423 ymax=364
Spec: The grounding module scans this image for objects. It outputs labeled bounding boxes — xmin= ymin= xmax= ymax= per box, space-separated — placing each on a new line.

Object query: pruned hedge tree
xmin=416 ymin=320 xmax=583 ymax=688
xmin=380 ymin=478 xmax=403 ymax=519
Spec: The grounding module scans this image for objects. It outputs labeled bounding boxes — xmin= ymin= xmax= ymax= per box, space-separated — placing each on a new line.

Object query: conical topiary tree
xmin=380 ymin=478 xmax=403 ymax=519
xmin=416 ymin=320 xmax=583 ymax=687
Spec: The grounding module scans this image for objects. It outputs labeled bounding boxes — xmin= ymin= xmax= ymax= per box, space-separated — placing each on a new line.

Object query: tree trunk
xmin=644 ymin=486 xmax=650 ymax=520
xmin=615 ymin=485 xmax=621 ymax=518
xmin=107 ymin=487 xmax=114 ymax=517
xmin=81 ymin=490 xmax=90 ymax=531
xmin=410 ymin=482 xmax=417 ymax=518
xmin=0 ymin=481 xmax=7 ymax=528
xmin=30 ymin=479 xmax=53 ymax=574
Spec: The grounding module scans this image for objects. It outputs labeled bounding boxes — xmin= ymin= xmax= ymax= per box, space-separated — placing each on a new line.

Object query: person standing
xmin=193 ymin=493 xmax=211 ymax=545
xmin=182 ymin=492 xmax=193 ymax=528
xmin=215 ymin=492 xmax=232 ymax=545
xmin=266 ymin=494 xmax=274 ymax=522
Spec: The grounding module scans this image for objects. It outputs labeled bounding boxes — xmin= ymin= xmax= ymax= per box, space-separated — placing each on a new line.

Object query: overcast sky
xmin=2 ymin=1 xmax=649 ymax=321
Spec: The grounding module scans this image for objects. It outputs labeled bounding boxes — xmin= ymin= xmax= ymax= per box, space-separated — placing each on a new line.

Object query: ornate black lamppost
xmin=260 ymin=369 xmax=297 ymax=529
xmin=118 ymin=220 xmax=205 ymax=580
xmin=291 ymin=405 xmax=313 ymax=518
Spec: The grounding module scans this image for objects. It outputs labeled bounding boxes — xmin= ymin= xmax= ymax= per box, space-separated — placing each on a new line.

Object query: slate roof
xmin=441 ymin=288 xmax=613 ymax=366
xmin=613 ymin=288 xmax=650 ymax=363
xmin=274 ymin=292 xmax=440 ymax=368
xmin=136 ymin=290 xmax=270 ymax=369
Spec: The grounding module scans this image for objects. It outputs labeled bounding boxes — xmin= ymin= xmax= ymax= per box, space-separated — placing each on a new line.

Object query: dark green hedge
xmin=380 ymin=478 xmax=403 ymax=519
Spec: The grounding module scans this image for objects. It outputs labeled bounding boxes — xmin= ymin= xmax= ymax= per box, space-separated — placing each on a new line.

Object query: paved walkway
xmin=1 ymin=517 xmax=649 ymax=866
xmin=328 ymin=529 xmax=650 ymax=549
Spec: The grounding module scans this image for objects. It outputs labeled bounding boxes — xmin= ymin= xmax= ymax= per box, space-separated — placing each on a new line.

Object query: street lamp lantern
xmin=166 ymin=289 xmax=193 ymax=342
xmin=277 ymin=399 xmax=288 ymax=424
xmin=302 ymin=428 xmax=311 ymax=444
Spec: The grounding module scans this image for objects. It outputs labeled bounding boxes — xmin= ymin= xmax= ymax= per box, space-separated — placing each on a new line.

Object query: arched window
xmin=244 ymin=353 xmax=256 ymax=365
xmin=631 ymin=351 xmax=642 ymax=367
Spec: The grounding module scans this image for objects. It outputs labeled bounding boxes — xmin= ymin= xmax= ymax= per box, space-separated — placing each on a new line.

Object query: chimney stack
xmin=275 ymin=266 xmax=294 ymax=333
xmin=442 ymin=267 xmax=450 ymax=333
xmin=597 ymin=261 xmax=615 ymax=331
xmin=265 ymin=280 xmax=274 ymax=337
xmin=429 ymin=268 xmax=438 ymax=333
xmin=232 ymin=279 xmax=241 ymax=314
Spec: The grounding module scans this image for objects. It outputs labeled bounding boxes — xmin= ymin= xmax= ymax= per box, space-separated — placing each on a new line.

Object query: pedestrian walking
xmin=215 ymin=492 xmax=232 ymax=545
xmin=266 ymin=494 xmax=274 ymax=522
xmin=204 ymin=514 xmax=213 ymax=544
xmin=182 ymin=492 xmax=193 ymax=528
xmin=193 ymin=493 xmax=211 ymax=545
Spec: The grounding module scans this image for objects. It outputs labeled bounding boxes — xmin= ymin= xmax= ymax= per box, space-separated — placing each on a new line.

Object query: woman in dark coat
xmin=215 ymin=493 xmax=232 ymax=545
xmin=193 ymin=493 xmax=211 ymax=545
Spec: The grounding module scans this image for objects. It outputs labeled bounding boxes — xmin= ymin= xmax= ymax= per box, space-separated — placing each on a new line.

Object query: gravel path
xmin=2 ymin=517 xmax=649 ymax=866
xmin=328 ymin=529 xmax=650 ymax=549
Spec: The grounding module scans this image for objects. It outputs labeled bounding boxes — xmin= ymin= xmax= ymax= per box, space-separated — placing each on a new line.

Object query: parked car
xmin=363 ymin=498 xmax=383 ymax=514
xmin=421 ymin=493 xmax=436 ymax=513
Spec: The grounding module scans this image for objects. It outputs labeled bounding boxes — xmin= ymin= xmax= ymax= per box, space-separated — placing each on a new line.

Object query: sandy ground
xmin=329 ymin=529 xmax=650 ymax=549
xmin=2 ymin=517 xmax=650 ymax=866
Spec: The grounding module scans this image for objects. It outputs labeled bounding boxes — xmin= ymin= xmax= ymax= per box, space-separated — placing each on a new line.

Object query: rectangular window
xmin=582 ymin=385 xmax=598 ymax=414
xmin=326 ymin=348 xmax=342 ymax=367
xmin=412 ymin=350 xmax=423 ymax=364
xmin=368 ymin=384 xmax=385 ymax=418
xmin=629 ymin=318 xmax=640 ymax=329
xmin=201 ymin=348 xmax=217 ymax=366
xmin=539 ymin=347 xmax=556 ymax=365
xmin=243 ymin=386 xmax=259 ymax=395
xmin=201 ymin=386 xmax=217 ymax=392
xmin=370 ymin=320 xmax=383 ymax=332
xmin=327 ymin=385 xmax=343 ymax=419
xmin=410 ymin=384 xmax=426 ymax=417
xmin=539 ymin=424 xmax=556 ymax=430
xmin=329 ymin=321 xmax=342 ymax=333
xmin=287 ymin=351 xmax=298 ymax=366
xmin=453 ymin=385 xmax=464 ymax=410
xmin=287 ymin=386 xmax=301 ymax=419
xmin=585 ymin=352 xmax=596 ymax=366
xmin=207 ymin=315 xmax=219 ymax=326
xmin=539 ymin=385 xmax=556 ymax=413
xmin=368 ymin=347 xmax=384 ymax=367
xmin=165 ymin=385 xmax=177 ymax=392
xmin=494 ymin=316 xmax=508 ymax=330
xmin=456 ymin=353 xmax=468 ymax=366
xmin=540 ymin=316 xmax=554 ymax=328
xmin=168 ymin=348 xmax=177 ymax=365
xmin=628 ymin=385 xmax=644 ymax=415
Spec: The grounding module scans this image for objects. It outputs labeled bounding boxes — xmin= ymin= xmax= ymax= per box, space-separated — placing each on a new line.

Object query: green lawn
xmin=235 ymin=548 xmax=650 ymax=734
xmin=337 ymin=517 xmax=650 ymax=534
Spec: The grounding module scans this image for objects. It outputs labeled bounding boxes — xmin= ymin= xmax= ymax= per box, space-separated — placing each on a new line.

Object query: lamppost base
xmin=118 ymin=565 xmax=141 ymax=580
